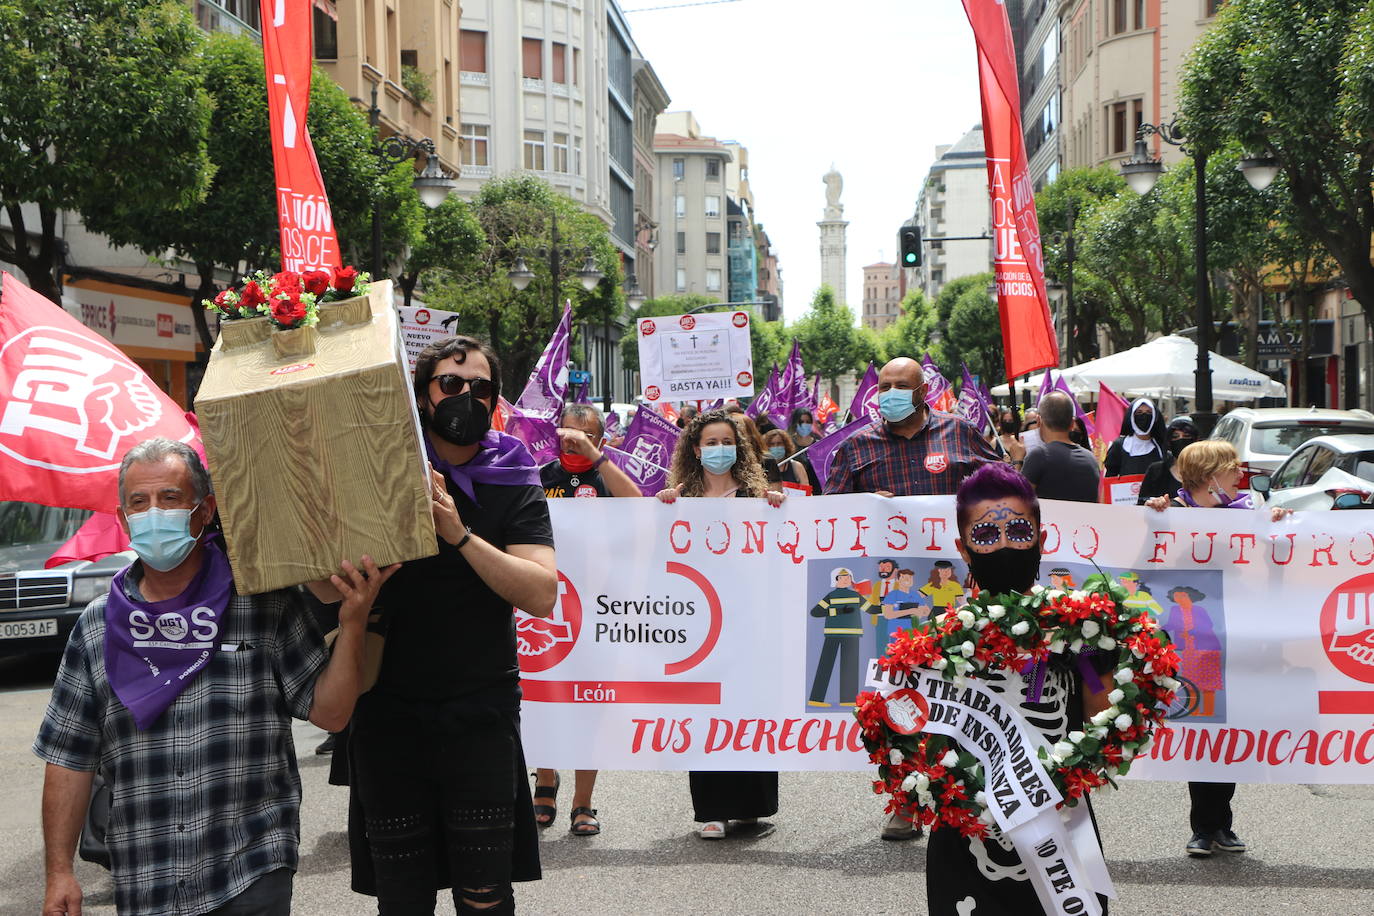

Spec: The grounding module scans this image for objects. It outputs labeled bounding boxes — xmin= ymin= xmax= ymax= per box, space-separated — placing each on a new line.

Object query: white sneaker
xmin=699 ymin=820 xmax=726 ymax=839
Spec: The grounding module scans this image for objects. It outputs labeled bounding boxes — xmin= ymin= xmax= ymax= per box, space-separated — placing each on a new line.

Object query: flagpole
xmin=601 ymin=444 xmax=671 ymax=474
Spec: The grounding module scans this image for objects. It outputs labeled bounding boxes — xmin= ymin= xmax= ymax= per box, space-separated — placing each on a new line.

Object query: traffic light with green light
xmin=899 ymin=225 xmax=922 ymax=267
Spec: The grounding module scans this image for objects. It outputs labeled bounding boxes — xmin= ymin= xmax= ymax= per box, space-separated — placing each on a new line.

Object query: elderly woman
xmin=1145 ymin=439 xmax=1291 ymax=859
xmin=657 ymin=410 xmax=783 ymax=838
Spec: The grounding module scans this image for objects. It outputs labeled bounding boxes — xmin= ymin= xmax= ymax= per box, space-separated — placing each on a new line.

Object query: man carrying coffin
xmin=36 ymin=437 xmax=397 ymax=916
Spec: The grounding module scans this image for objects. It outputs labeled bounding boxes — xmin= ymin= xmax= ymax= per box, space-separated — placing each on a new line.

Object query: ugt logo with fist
xmin=1321 ymin=573 xmax=1374 ymax=682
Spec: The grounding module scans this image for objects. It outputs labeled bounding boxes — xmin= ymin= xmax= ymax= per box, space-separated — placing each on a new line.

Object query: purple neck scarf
xmin=426 ymin=431 xmax=542 ymax=504
xmin=1176 ymin=487 xmax=1254 ymax=510
xmin=103 ymin=540 xmax=234 ymax=730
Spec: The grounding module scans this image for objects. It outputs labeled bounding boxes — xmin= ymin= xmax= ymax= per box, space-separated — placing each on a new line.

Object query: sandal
xmin=569 ymin=806 xmax=601 ymax=836
xmin=531 ymin=772 xmax=559 ymax=828
xmin=698 ymin=820 xmax=726 ymax=839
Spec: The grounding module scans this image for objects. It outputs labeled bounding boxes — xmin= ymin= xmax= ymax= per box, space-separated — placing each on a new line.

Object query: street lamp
xmin=359 ymin=84 xmax=456 ymax=278
xmin=1237 ymin=153 xmax=1280 ymax=191
xmin=625 ymin=274 xmax=646 ymax=311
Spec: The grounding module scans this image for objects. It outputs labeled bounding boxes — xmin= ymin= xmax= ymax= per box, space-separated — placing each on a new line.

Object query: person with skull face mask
xmin=345 ymin=336 xmax=559 ymax=916
xmin=1104 ymin=398 xmax=1167 ymax=478
xmin=1135 ymin=416 xmax=1198 ymax=505
xmin=926 ymin=463 xmax=1116 ymax=915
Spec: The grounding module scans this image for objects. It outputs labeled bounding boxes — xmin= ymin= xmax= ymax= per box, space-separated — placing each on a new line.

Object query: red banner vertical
xmin=962 ymin=0 xmax=1059 ymax=381
xmin=260 ymin=0 xmax=341 ymax=272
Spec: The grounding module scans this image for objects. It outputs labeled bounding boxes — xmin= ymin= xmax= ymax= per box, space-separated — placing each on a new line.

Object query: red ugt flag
xmin=962 ymin=0 xmax=1059 ymax=381
xmin=261 ymin=0 xmax=342 ymax=273
xmin=0 ymin=273 xmax=200 ymax=513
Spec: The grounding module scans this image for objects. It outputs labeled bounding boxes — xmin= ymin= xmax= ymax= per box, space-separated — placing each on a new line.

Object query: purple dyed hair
xmin=955 ymin=462 xmax=1041 ymax=533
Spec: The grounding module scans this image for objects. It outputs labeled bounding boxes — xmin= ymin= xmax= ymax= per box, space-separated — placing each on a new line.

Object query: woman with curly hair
xmin=656 ymin=410 xmax=783 ymax=838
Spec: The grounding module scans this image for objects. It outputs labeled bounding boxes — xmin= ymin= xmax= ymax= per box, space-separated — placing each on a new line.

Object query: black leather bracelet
xmin=591 ymin=454 xmax=608 ymax=470
xmin=455 ymin=526 xmax=473 ymax=550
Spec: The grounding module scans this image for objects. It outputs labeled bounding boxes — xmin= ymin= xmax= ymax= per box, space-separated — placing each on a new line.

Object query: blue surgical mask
xmin=700 ymin=444 xmax=737 ymax=475
xmin=126 ymin=503 xmax=204 ymax=572
xmin=768 ymin=445 xmax=787 ymax=462
xmin=878 ymin=388 xmax=917 ymax=423
xmin=797 ymin=423 xmax=813 ymax=438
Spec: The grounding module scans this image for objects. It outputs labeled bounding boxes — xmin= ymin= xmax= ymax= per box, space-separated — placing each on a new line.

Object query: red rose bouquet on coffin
xmin=855 ymin=573 xmax=1179 ymax=839
xmin=202 ymin=266 xmax=371 ymax=328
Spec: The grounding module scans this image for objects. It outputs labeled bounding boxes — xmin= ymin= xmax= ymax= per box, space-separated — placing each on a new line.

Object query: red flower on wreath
xmin=272 ymin=271 xmax=303 ymax=296
xmin=271 ymin=294 xmax=307 ymax=327
xmin=239 ymin=280 xmax=267 ymax=310
xmin=212 ymin=289 xmax=235 ymax=309
xmin=333 ymin=265 xmax=358 ymax=292
xmin=302 ymin=269 xmax=331 ymax=297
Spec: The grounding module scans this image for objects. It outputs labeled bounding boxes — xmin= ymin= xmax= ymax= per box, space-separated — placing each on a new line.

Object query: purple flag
xmin=807 ymin=416 xmax=874 ymax=492
xmin=1051 ymin=373 xmax=1095 ymax=437
xmin=1038 ymin=369 xmax=1056 ymax=404
xmin=746 ymin=364 xmax=780 ymax=422
xmin=605 ymin=403 xmax=681 ymax=494
xmin=848 ymin=362 xmax=879 ymax=422
xmin=568 ymin=379 xmax=591 ymax=405
xmin=921 ymin=353 xmax=952 ymax=407
xmin=515 ymin=301 xmax=572 ymax=421
xmin=702 ymin=398 xmax=725 ymax=411
xmin=955 ymin=363 xmax=988 ymax=431
xmin=502 ymin=410 xmax=560 ymax=465
xmin=783 ymin=340 xmax=811 ymax=421
xmin=605 ymin=408 xmax=623 ymax=438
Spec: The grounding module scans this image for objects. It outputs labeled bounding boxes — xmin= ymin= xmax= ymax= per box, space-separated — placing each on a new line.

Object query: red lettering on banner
xmin=921 ymin=517 xmax=947 ymax=551
xmin=705 ymin=521 xmax=730 ymax=555
xmin=629 ymin=718 xmax=693 ymax=754
xmin=886 ymin=514 xmax=910 ymax=551
xmin=1072 ymin=525 xmax=1100 ymax=559
xmin=1148 ymin=531 xmax=1176 ymax=564
xmin=1310 ymin=533 xmax=1337 ymax=567
xmin=1319 ymin=730 xmax=1344 ymax=766
xmin=523 ymin=681 xmax=720 ymax=704
xmin=818 ymin=717 xmax=847 ymax=753
xmin=1289 ymin=730 xmax=1318 ymax=764
xmin=1194 ymin=729 xmax=1227 ymax=762
xmin=669 ymin=520 xmax=691 ymax=554
xmin=849 ymin=516 xmax=871 ymax=555
xmin=778 ymin=718 xmax=799 ymax=752
xmin=705 ymin=719 xmax=731 ymax=753
xmin=1358 ymin=729 xmax=1374 ymax=764
xmin=1270 ymin=533 xmax=1297 ymax=565
xmin=1226 ymin=730 xmax=1254 ymax=765
xmin=815 ymin=518 xmax=838 ymax=552
xmin=1267 ymin=730 xmax=1292 ymax=766
xmin=1041 ymin=523 xmax=1061 ymax=555
xmin=1191 ymin=532 xmax=1218 ymax=564
xmin=752 ymin=718 xmax=778 ymax=753
xmin=1352 ymin=534 xmax=1374 ymax=566
xmin=778 ymin=521 xmax=804 ymax=565
xmin=740 ymin=520 xmax=766 ymax=554
xmin=1230 ymin=533 xmax=1256 ymax=564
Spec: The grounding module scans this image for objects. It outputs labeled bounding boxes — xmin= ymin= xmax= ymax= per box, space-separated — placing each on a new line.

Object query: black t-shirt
xmin=370 ymin=478 xmax=554 ymax=702
xmin=540 ymin=460 xmax=610 ymax=499
xmin=1021 ymin=440 xmax=1102 ymax=503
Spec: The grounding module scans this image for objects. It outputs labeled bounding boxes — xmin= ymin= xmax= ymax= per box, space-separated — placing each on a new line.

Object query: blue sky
xmin=625 ymin=0 xmax=984 ymax=321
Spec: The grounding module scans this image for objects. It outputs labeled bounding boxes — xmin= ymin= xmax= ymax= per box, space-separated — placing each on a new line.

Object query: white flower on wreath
xmin=1081 ymin=620 xmax=1100 ymax=638
xmin=987 ymin=604 xmax=1006 ymax=619
xmin=1098 ymin=636 xmax=1117 ymax=651
xmin=1052 ymin=740 xmax=1075 ymax=758
xmin=940 ymin=750 xmax=959 ymax=767
xmin=1114 ymin=713 xmax=1133 ymax=731
xmin=1114 ymin=668 xmax=1135 ymax=684
xmin=1070 ymin=589 xmax=1087 ymax=602
xmin=1068 ymin=730 xmax=1086 ymax=744
xmin=957 ymin=609 xmax=976 ymax=628
xmin=1010 ymin=620 xmax=1030 ymax=636
xmin=1049 ymin=639 xmax=1066 ymax=654
xmin=961 ymin=640 xmax=977 ymax=657
xmin=890 ymin=748 xmax=905 ymax=765
xmin=901 ymin=773 xmax=918 ymax=792
xmin=1108 ymin=688 xmax=1125 ymax=705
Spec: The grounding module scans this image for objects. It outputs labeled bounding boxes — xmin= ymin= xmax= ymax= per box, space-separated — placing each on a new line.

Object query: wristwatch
xmin=455 ymin=526 xmax=473 ymax=550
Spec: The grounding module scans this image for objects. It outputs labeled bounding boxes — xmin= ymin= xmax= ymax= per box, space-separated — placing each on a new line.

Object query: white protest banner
xmin=395 ymin=305 xmax=454 ymax=374
xmin=636 ymin=311 xmax=754 ymax=402
xmin=520 ymin=494 xmax=1374 ymax=784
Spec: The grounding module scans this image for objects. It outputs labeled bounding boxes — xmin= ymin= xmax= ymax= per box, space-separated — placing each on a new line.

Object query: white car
xmin=1210 ymin=407 xmax=1374 ymax=487
xmin=1258 ymin=434 xmax=1374 ymax=510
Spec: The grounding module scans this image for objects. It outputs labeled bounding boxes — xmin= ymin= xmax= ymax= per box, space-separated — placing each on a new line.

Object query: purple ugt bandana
xmin=103 ymin=540 xmax=234 ymax=730
xmin=426 ymin=430 xmax=542 ymax=504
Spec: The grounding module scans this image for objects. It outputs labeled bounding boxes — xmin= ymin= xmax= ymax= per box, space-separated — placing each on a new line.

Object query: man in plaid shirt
xmin=34 ymin=438 xmax=396 ymax=916
xmin=823 ymin=357 xmax=1000 ymax=841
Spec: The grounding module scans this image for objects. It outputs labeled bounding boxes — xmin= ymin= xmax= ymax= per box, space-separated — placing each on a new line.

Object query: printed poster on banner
xmin=1101 ymin=474 xmax=1145 ymax=506
xmin=637 ymin=311 xmax=754 ymax=402
xmin=516 ymin=494 xmax=1374 ymax=784
xmin=395 ymin=305 xmax=455 ymax=375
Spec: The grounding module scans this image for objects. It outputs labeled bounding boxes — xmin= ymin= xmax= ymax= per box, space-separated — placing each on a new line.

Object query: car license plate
xmin=0 ymin=618 xmax=58 ymax=639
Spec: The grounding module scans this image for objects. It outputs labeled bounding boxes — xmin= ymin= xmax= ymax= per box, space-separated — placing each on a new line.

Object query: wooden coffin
xmin=195 ymin=280 xmax=436 ymax=594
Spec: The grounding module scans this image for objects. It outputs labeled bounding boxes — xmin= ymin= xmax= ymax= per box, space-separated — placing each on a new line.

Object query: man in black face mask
xmin=926 ymin=462 xmax=1115 ymax=915
xmin=344 ymin=336 xmax=559 ymax=915
xmin=1135 ymin=415 xmax=1198 ymax=505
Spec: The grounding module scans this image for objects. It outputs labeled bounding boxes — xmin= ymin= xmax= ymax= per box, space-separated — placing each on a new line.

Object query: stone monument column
xmin=818 ymin=166 xmax=849 ymax=305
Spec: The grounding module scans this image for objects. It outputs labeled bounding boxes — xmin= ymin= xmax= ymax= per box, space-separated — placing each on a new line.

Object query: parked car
xmin=1210 ymin=407 xmax=1374 ymax=487
xmin=1251 ymin=434 xmax=1374 ymax=511
xmin=0 ymin=502 xmax=130 ymax=659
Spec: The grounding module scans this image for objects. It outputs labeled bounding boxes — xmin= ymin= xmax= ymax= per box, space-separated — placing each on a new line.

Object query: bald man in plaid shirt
xmin=823 ymin=357 xmax=999 ymax=841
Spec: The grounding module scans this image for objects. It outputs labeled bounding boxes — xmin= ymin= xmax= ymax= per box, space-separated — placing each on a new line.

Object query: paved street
xmin=2 ymin=654 xmax=1372 ymax=916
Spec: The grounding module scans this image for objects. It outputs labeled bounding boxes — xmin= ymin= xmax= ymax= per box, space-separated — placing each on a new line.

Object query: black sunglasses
xmin=432 ymin=374 xmax=494 ymax=399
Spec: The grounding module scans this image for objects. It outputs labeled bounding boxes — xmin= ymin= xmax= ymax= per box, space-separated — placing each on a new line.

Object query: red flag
xmin=962 ymin=0 xmax=1058 ymax=380
xmin=658 ymin=401 xmax=680 ymax=424
xmin=1092 ymin=381 xmax=1129 ymax=462
xmin=45 ymin=512 xmax=128 ymax=569
xmin=261 ymin=0 xmax=341 ymax=273
xmin=0 ymin=272 xmax=200 ymax=513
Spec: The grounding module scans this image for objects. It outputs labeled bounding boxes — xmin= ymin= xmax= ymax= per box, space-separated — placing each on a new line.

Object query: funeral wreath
xmin=855 ymin=574 xmax=1180 ymax=839
xmin=203 ymin=265 xmax=371 ymax=329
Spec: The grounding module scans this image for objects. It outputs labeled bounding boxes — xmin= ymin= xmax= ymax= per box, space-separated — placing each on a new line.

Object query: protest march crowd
xmin=31 ymin=314 xmax=1298 ymax=916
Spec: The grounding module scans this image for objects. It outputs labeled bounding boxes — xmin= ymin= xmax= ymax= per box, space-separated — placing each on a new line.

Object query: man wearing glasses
xmin=343 ymin=336 xmax=559 ymax=915
xmin=822 ymin=356 xmax=1000 ymax=840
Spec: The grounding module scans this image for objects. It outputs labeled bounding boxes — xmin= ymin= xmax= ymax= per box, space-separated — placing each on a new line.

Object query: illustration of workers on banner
xmin=807 ymin=567 xmax=877 ymax=709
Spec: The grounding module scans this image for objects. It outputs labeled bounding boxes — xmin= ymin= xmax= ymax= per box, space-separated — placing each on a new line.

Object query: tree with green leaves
xmin=97 ymin=31 xmax=424 ymax=351
xmin=942 ymin=274 xmax=1002 ymax=382
xmin=874 ymin=288 xmax=938 ymax=364
xmin=792 ymin=285 xmax=866 ymax=394
xmin=0 ymin=0 xmax=213 ymax=302
xmin=399 ymin=195 xmax=485 ymax=307
xmin=1181 ymin=0 xmax=1374 ymax=328
xmin=423 ymin=174 xmax=622 ymax=394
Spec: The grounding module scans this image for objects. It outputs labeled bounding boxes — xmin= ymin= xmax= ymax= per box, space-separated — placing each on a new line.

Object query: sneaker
xmin=1185 ymin=832 xmax=1214 ymax=857
xmin=1213 ymin=829 xmax=1247 ymax=853
xmin=699 ymin=821 xmax=726 ymax=839
xmin=881 ymin=810 xmax=922 ymax=841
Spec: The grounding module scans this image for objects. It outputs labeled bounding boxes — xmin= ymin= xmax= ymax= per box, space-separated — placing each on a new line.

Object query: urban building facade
xmin=861 ymin=262 xmax=901 ymax=331
xmin=631 ymin=57 xmax=670 ymax=298
xmin=653 ymin=112 xmax=732 ymax=302
xmin=908 ymin=125 xmax=992 ymax=303
xmin=1013 ymin=0 xmax=1063 ymax=189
